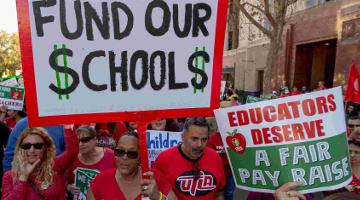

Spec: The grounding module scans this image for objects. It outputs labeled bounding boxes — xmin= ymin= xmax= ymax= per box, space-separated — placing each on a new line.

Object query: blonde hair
xmin=12 ymin=127 xmax=56 ymax=189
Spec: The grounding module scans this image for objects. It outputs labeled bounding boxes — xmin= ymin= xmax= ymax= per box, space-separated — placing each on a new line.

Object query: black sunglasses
xmin=114 ymin=149 xmax=138 ymax=159
xmin=79 ymin=136 xmax=95 ymax=143
xmin=21 ymin=143 xmax=45 ymax=150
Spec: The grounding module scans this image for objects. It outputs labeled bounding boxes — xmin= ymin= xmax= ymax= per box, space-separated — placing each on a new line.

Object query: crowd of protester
xmin=0 ymin=81 xmax=359 ymax=200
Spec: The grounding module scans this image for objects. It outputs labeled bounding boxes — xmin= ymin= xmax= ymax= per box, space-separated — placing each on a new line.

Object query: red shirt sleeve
xmin=54 ymin=128 xmax=79 ymax=174
xmin=1 ymin=171 xmax=28 ymax=200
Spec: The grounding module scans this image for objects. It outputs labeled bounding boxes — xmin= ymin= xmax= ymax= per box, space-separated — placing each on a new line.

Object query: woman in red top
xmin=87 ymin=131 xmax=178 ymax=200
xmin=66 ymin=125 xmax=116 ymax=198
xmin=1 ymin=126 xmax=78 ymax=200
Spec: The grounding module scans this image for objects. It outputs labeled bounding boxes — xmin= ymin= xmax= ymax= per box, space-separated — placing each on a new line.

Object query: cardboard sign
xmin=74 ymin=167 xmax=100 ymax=199
xmin=0 ymin=85 xmax=25 ymax=111
xmin=147 ymin=130 xmax=182 ymax=167
xmin=16 ymin=0 xmax=228 ymax=126
xmin=214 ymin=87 xmax=352 ymax=193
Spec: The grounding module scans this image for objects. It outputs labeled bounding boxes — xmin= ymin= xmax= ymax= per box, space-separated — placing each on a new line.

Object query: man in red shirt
xmin=155 ymin=117 xmax=226 ymax=199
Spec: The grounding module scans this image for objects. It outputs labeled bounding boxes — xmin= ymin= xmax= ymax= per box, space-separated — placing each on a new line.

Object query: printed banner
xmin=147 ymin=130 xmax=182 ymax=167
xmin=16 ymin=0 xmax=228 ymax=126
xmin=0 ymin=85 xmax=25 ymax=110
xmin=214 ymin=87 xmax=352 ymax=193
xmin=74 ymin=167 xmax=100 ymax=200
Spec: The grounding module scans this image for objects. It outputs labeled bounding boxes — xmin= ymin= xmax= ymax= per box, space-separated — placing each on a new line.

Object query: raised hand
xmin=18 ymin=150 xmax=41 ymax=182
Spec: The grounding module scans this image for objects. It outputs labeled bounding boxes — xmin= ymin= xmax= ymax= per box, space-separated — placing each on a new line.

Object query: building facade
xmin=223 ymin=0 xmax=360 ymax=94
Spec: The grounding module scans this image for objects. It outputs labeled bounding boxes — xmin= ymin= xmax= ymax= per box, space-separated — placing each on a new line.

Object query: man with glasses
xmin=154 ymin=117 xmax=225 ymax=199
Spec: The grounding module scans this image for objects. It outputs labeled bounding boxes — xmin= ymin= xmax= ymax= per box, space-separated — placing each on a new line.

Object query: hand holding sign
xmin=274 ymin=181 xmax=306 ymax=200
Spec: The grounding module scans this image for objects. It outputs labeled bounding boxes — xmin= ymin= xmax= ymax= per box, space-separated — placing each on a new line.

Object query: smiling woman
xmin=1 ymin=126 xmax=78 ymax=200
xmin=65 ymin=125 xmax=116 ymax=199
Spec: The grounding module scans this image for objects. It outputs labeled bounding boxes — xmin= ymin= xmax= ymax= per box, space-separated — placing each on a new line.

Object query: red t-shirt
xmin=90 ymin=168 xmax=171 ymax=200
xmin=66 ymin=148 xmax=116 ymax=184
xmin=349 ymin=175 xmax=360 ymax=192
xmin=4 ymin=117 xmax=16 ymax=129
xmin=207 ymin=132 xmax=232 ymax=176
xmin=291 ymin=90 xmax=301 ymax=96
xmin=155 ymin=146 xmax=226 ymax=199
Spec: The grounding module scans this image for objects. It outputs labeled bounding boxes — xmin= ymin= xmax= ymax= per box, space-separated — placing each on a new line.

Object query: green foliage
xmin=0 ymin=30 xmax=21 ymax=76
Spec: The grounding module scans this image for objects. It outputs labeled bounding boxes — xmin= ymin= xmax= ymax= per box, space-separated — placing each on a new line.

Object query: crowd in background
xmin=0 ymin=82 xmax=359 ymax=200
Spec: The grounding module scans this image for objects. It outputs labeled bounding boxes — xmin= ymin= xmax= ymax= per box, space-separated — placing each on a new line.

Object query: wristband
xmin=158 ymin=192 xmax=163 ymax=200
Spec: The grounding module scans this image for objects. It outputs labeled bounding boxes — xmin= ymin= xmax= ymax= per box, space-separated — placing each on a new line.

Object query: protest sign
xmin=147 ymin=130 xmax=182 ymax=167
xmin=74 ymin=168 xmax=99 ymax=199
xmin=16 ymin=0 xmax=228 ymax=126
xmin=0 ymin=85 xmax=25 ymax=111
xmin=0 ymin=78 xmax=18 ymax=87
xmin=214 ymin=87 xmax=352 ymax=193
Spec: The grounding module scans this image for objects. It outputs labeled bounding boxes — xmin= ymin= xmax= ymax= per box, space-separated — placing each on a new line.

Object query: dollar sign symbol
xmin=49 ymin=46 xmax=79 ymax=98
xmin=189 ymin=47 xmax=209 ymax=94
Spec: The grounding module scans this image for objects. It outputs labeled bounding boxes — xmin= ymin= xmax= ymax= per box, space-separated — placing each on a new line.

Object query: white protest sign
xmin=16 ymin=0 xmax=228 ymax=126
xmin=214 ymin=87 xmax=352 ymax=193
xmin=147 ymin=130 xmax=182 ymax=167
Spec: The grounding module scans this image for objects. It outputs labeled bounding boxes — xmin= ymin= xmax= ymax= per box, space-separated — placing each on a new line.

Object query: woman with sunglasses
xmin=66 ymin=125 xmax=116 ymax=199
xmin=87 ymin=131 xmax=177 ymax=200
xmin=1 ymin=126 xmax=78 ymax=200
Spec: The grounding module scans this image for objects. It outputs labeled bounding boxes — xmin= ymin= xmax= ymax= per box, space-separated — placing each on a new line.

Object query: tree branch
xmin=242 ymin=2 xmax=265 ymax=14
xmin=263 ymin=0 xmax=276 ymax=28
xmin=238 ymin=2 xmax=272 ymax=37
xmin=286 ymin=0 xmax=298 ymax=6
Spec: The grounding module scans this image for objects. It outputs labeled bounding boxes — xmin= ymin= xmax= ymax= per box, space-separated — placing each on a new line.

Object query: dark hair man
xmin=154 ymin=117 xmax=225 ymax=199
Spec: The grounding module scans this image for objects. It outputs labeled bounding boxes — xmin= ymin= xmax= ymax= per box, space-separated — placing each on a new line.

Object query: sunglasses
xmin=21 ymin=143 xmax=45 ymax=150
xmin=79 ymin=136 xmax=95 ymax=143
xmin=114 ymin=149 xmax=138 ymax=159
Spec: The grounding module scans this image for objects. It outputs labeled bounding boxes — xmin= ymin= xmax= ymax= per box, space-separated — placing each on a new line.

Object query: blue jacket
xmin=2 ymin=117 xmax=65 ymax=171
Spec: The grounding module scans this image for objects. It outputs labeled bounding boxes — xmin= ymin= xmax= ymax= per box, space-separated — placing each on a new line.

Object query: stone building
xmin=223 ymin=0 xmax=360 ymax=95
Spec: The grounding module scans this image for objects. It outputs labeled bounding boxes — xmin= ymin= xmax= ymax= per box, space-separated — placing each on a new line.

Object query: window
xmin=228 ymin=31 xmax=233 ymax=50
xmin=305 ymin=0 xmax=318 ymax=8
xmin=257 ymin=70 xmax=264 ymax=94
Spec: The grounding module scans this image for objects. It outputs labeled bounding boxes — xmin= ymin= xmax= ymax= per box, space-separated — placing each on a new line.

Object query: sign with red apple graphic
xmin=214 ymin=87 xmax=351 ymax=194
xmin=0 ymin=85 xmax=25 ymax=111
xmin=226 ymin=129 xmax=246 ymax=154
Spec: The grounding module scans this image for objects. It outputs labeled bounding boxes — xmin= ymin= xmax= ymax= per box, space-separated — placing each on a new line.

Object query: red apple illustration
xmin=226 ymin=129 xmax=246 ymax=155
xmin=10 ymin=89 xmax=20 ymax=99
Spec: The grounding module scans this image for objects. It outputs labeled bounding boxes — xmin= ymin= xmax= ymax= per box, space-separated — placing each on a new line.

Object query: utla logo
xmin=226 ymin=129 xmax=246 ymax=154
